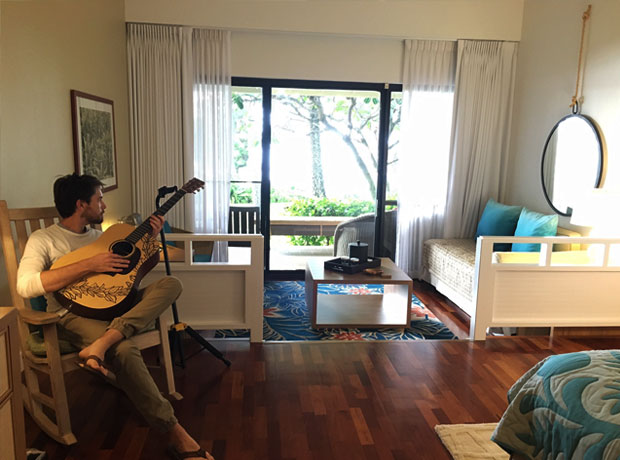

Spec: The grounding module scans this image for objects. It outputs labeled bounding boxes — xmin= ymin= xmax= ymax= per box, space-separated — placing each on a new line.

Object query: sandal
xmin=167 ymin=445 xmax=210 ymax=459
xmin=78 ymin=354 xmax=116 ymax=382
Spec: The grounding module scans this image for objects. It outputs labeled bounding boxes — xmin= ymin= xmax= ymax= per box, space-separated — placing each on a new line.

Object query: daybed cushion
xmin=493 ymin=250 xmax=591 ymax=265
xmin=475 ymin=199 xmax=522 ymax=251
xmin=512 ymin=208 xmax=559 ymax=252
xmin=423 ymin=238 xmax=476 ymax=302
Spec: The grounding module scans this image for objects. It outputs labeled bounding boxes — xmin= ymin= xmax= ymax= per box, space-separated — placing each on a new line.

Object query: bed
xmin=491 ymin=350 xmax=620 ymax=459
xmin=470 ymin=235 xmax=620 ymax=340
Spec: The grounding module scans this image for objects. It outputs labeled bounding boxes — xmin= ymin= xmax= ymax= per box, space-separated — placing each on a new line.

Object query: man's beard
xmin=84 ymin=210 xmax=104 ymax=225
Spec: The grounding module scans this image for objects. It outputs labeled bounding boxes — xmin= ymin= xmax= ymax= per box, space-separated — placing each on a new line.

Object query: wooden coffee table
xmin=305 ymin=258 xmax=413 ymax=328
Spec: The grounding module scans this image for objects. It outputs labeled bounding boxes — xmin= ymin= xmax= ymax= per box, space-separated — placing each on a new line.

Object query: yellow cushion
xmin=493 ymin=250 xmax=591 ymax=265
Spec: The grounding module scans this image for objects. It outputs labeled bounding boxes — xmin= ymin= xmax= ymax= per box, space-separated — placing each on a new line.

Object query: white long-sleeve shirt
xmin=17 ymin=224 xmax=101 ymax=313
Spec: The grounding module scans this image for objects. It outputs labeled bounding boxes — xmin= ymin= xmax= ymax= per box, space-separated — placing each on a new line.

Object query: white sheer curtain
xmin=443 ymin=40 xmax=518 ymax=238
xmin=127 ymin=25 xmax=232 ymax=244
xmin=188 ymin=29 xmax=232 ymax=239
xmin=395 ymin=40 xmax=456 ymax=278
xmin=127 ymin=24 xmax=185 ymax=227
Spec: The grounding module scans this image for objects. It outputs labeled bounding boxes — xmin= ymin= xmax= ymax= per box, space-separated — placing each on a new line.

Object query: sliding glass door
xmin=231 ymin=86 xmax=263 ymax=214
xmin=232 ymin=78 xmax=402 ymax=276
xmin=269 ymin=87 xmax=383 ymax=270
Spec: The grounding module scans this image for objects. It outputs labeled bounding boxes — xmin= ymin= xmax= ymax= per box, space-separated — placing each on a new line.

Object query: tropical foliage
xmin=287 ymin=197 xmax=374 ymax=246
xmin=231 ymin=88 xmax=401 ymax=247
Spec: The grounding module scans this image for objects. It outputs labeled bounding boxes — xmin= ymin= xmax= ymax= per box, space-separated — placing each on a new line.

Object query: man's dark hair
xmin=53 ymin=173 xmax=104 ymax=218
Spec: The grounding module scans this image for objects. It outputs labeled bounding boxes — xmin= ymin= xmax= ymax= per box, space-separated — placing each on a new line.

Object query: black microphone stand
xmin=156 ymin=186 xmax=231 ymax=368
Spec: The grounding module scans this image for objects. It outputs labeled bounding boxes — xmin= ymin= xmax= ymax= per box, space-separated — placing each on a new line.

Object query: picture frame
xmin=70 ymin=90 xmax=118 ymax=192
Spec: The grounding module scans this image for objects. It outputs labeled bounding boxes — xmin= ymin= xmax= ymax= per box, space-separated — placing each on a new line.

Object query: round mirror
xmin=541 ymin=114 xmax=603 ymax=216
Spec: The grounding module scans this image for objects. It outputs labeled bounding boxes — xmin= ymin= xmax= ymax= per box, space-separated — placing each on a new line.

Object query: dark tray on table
xmin=324 ymin=257 xmax=381 ymax=274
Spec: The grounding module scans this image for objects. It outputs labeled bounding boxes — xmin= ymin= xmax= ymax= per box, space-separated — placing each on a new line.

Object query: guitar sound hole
xmin=110 ymin=240 xmax=134 ymax=257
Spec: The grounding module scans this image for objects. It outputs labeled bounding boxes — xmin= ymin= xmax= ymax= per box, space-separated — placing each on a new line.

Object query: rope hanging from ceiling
xmin=570 ymin=4 xmax=592 ymax=114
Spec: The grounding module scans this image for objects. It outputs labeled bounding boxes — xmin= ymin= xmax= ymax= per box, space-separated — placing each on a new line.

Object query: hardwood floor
xmin=24 ymin=318 xmax=620 ymax=458
xmin=22 ymin=282 xmax=619 ymax=459
xmin=412 ymin=280 xmax=470 ymax=338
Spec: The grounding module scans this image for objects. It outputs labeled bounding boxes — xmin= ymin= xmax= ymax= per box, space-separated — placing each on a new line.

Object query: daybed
xmin=469 ymin=234 xmax=620 ymax=340
xmin=422 ymin=227 xmax=580 ymax=317
xmin=424 ymin=223 xmax=620 ymax=340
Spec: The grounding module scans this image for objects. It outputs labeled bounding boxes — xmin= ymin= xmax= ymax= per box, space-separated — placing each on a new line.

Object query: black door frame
xmin=232 ymin=77 xmax=402 ymax=280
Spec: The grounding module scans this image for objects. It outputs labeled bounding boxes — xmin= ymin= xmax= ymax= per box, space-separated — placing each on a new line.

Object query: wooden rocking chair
xmin=0 ymin=200 xmax=180 ymax=445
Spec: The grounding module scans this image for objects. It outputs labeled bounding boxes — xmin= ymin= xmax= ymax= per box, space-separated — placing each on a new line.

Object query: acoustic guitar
xmin=51 ymin=178 xmax=205 ymax=320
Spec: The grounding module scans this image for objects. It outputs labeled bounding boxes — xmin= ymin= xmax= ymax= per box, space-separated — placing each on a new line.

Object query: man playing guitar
xmin=17 ymin=173 xmax=213 ymax=460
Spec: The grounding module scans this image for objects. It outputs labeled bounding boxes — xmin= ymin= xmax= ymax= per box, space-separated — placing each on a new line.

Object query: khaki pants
xmin=58 ymin=276 xmax=182 ymax=433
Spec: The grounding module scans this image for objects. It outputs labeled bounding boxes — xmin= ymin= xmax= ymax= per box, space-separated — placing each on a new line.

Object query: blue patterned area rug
xmin=215 ymin=281 xmax=457 ymax=341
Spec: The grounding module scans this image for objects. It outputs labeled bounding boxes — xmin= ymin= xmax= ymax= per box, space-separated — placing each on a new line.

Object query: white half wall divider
xmin=471 ymin=236 xmax=620 ymax=340
xmin=143 ymin=234 xmax=264 ymax=342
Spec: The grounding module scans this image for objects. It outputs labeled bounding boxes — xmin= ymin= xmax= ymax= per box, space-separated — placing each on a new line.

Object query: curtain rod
xmin=126 ymin=21 xmax=228 ymax=29
xmin=126 ymin=22 xmax=518 ymax=43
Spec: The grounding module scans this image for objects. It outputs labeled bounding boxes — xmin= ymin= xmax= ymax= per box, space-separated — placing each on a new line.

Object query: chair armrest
xmin=334 ymin=228 xmax=358 ymax=257
xmin=18 ymin=309 xmax=60 ymax=325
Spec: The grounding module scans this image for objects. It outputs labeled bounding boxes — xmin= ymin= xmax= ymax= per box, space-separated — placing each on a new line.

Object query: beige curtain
xmin=127 ymin=24 xmax=185 ymax=227
xmin=126 ymin=24 xmax=232 ymax=242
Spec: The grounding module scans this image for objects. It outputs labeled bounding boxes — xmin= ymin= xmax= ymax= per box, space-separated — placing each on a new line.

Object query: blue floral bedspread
xmin=492 ymin=350 xmax=620 ymax=459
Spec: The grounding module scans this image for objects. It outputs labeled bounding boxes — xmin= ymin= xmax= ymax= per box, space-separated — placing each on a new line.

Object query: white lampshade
xmin=570 ymin=188 xmax=620 ymax=236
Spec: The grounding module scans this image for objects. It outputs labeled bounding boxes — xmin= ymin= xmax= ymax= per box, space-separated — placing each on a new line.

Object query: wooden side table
xmin=305 ymin=258 xmax=413 ymax=328
xmin=0 ymin=307 xmax=26 ymax=460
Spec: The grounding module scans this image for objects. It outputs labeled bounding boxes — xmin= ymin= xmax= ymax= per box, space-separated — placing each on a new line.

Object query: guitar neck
xmin=125 ymin=189 xmax=187 ymax=244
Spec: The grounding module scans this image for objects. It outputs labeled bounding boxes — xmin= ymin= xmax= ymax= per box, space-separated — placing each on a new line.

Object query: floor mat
xmin=435 ymin=423 xmax=508 ymax=460
xmin=216 ymin=281 xmax=457 ymax=341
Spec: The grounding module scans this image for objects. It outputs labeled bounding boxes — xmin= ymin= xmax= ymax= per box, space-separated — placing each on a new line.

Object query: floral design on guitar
xmin=58 ymin=235 xmax=160 ymax=302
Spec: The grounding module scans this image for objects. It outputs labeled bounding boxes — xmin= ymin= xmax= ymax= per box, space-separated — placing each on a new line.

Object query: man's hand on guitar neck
xmin=148 ymin=215 xmax=165 ymax=237
xmin=40 ymin=252 xmax=130 ymax=293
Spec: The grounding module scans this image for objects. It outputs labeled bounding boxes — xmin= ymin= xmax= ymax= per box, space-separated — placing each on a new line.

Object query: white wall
xmin=0 ymin=0 xmax=131 ymax=216
xmin=126 ymin=0 xmax=524 ymax=41
xmin=232 ymin=31 xmax=404 ymax=83
xmin=506 ymin=0 xmax=620 ymax=230
xmin=128 ymin=0 xmax=524 ymax=84
xmin=0 ymin=0 xmax=131 ymax=304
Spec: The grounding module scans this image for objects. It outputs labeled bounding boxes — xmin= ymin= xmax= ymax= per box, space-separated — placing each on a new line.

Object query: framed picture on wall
xmin=70 ymin=90 xmax=118 ymax=192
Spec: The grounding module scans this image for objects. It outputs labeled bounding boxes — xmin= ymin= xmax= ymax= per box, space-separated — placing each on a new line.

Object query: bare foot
xmin=78 ymin=348 xmax=110 ymax=378
xmin=168 ymin=424 xmax=214 ymax=460
xmin=78 ymin=329 xmax=124 ymax=379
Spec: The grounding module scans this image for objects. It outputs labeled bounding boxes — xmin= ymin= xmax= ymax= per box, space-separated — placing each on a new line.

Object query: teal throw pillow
xmin=28 ymin=296 xmax=48 ymax=335
xmin=30 ymin=295 xmax=47 ymax=312
xmin=512 ymin=208 xmax=559 ymax=252
xmin=475 ymin=199 xmax=523 ymax=251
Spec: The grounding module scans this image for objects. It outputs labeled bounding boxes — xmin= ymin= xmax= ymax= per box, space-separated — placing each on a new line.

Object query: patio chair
xmin=229 ymin=205 xmax=260 ymax=234
xmin=333 ymin=209 xmax=397 ymax=259
xmin=0 ymin=200 xmax=179 ymax=445
xmin=229 ymin=205 xmax=260 ymax=248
